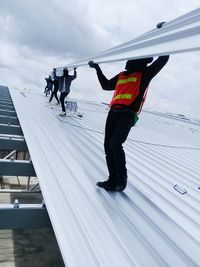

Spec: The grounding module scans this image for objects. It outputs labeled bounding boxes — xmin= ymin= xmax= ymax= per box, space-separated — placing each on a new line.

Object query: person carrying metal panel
xmin=89 ymin=56 xmax=169 ymax=191
xmin=55 ymin=68 xmax=77 ymax=116
xmin=49 ymin=68 xmax=60 ymax=104
xmin=89 ymin=48 xmax=169 ymax=191
xmin=44 ymin=75 xmax=53 ymax=96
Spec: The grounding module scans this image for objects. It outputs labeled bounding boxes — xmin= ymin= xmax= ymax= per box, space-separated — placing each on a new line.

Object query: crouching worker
xmin=88 ymin=55 xmax=169 ymax=191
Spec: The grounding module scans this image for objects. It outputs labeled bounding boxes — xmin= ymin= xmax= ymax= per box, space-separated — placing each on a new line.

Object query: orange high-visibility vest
xmin=109 ymin=72 xmax=142 ymax=107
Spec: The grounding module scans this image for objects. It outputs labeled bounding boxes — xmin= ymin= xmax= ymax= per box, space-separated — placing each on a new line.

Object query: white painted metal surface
xmin=10 ymin=88 xmax=200 ymax=267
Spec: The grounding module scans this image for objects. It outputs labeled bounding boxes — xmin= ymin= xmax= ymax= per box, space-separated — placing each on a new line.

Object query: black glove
xmin=157 ymin=21 xmax=166 ymax=29
xmin=88 ymin=61 xmax=99 ymax=69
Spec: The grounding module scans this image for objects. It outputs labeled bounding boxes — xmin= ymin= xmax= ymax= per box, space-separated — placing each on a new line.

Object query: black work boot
xmin=116 ymin=176 xmax=127 ymax=192
xmin=96 ymin=177 xmax=116 ymax=191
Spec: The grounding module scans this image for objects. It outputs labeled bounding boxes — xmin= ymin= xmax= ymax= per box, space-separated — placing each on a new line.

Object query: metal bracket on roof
xmin=41 ymin=199 xmax=46 ymax=208
xmin=13 ymin=199 xmax=19 ymax=208
xmin=173 ymin=184 xmax=187 ymax=195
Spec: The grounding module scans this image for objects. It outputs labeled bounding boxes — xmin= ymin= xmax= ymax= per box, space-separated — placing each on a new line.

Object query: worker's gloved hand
xmin=157 ymin=21 xmax=166 ymax=29
xmin=88 ymin=61 xmax=99 ymax=69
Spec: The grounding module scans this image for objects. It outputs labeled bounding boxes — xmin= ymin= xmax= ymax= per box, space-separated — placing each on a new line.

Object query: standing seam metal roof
xmin=10 ymin=88 xmax=200 ymax=267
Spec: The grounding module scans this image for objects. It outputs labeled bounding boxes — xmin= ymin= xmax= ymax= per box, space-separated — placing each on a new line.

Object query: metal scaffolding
xmin=0 ymin=85 xmax=51 ymax=229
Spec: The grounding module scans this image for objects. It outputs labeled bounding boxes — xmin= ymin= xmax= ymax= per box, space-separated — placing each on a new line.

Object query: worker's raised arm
xmin=88 ymin=61 xmax=118 ymax=91
xmin=146 ymin=55 xmax=169 ymax=78
xmin=53 ymin=68 xmax=59 ymax=79
xmin=72 ymin=67 xmax=77 ymax=80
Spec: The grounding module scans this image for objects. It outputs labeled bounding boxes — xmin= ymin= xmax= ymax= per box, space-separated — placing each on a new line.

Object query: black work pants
xmin=104 ymin=109 xmax=137 ymax=182
xmin=45 ymin=87 xmax=52 ymax=96
xmin=60 ymin=92 xmax=68 ymax=112
xmin=49 ymin=89 xmax=60 ymax=103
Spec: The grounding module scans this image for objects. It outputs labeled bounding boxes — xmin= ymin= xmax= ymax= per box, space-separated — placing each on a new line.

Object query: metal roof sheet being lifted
xmin=9 ymin=87 xmax=200 ymax=267
xmin=57 ymin=7 xmax=200 ymax=71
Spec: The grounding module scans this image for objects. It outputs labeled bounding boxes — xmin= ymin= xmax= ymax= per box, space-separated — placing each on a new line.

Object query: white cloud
xmin=145 ymin=53 xmax=200 ymax=118
xmin=0 ymin=0 xmax=200 ymax=118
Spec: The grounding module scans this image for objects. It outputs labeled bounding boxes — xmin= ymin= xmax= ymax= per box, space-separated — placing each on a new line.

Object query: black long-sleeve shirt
xmin=54 ymin=70 xmax=77 ymax=93
xmin=95 ymin=56 xmax=169 ymax=112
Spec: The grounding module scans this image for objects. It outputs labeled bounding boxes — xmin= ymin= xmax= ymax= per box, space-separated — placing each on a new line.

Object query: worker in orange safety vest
xmin=88 ymin=54 xmax=169 ymax=191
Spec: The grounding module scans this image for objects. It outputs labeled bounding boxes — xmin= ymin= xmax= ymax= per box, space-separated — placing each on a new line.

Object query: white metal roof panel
xmin=58 ymin=8 xmax=200 ymax=69
xmin=10 ymin=88 xmax=200 ymax=267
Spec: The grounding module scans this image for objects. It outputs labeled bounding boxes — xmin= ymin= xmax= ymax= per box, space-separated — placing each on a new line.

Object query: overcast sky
xmin=0 ymin=0 xmax=200 ymax=118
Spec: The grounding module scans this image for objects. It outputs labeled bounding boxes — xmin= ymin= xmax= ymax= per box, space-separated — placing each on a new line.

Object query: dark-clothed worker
xmin=89 ymin=54 xmax=169 ymax=191
xmin=55 ymin=68 xmax=77 ymax=116
xmin=49 ymin=68 xmax=60 ymax=104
